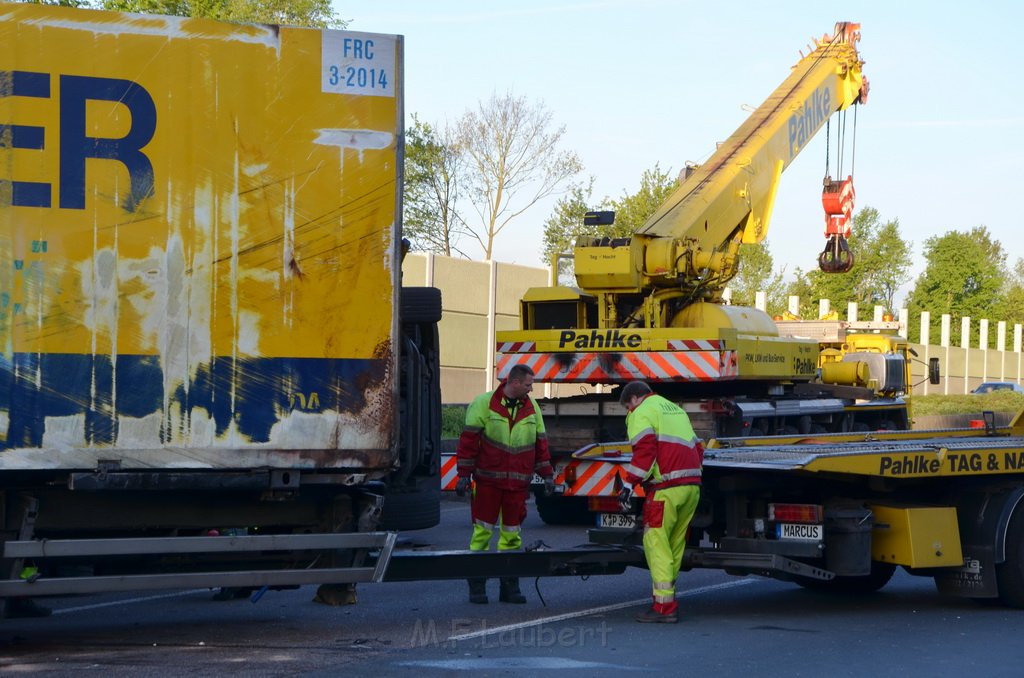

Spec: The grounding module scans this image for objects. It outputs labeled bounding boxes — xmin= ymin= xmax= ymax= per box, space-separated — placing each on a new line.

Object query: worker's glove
xmin=617 ymin=486 xmax=634 ymax=512
xmin=543 ymin=478 xmax=556 ymax=497
xmin=455 ymin=477 xmax=472 ymax=497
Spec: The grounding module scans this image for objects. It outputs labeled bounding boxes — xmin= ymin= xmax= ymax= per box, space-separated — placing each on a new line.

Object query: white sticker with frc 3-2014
xmin=322 ymin=31 xmax=396 ymax=97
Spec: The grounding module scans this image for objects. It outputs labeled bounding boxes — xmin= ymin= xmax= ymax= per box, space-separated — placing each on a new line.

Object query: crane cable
xmin=825 ymin=105 xmax=859 ymax=181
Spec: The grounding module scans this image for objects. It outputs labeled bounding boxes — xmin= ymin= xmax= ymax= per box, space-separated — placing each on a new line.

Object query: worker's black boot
xmin=467 ymin=578 xmax=488 ymax=604
xmin=498 ymin=577 xmax=526 ymax=604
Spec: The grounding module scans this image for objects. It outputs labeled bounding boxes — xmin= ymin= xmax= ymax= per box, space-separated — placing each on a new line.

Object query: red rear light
xmin=564 ymin=464 xmax=577 ymax=485
xmin=769 ymin=503 xmax=823 ymax=523
xmin=588 ymin=496 xmax=622 ymax=513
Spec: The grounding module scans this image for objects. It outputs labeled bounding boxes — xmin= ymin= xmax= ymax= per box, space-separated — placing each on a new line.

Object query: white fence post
xmin=961 ymin=317 xmax=972 ymax=393
xmin=941 ymin=314 xmax=951 ymax=395
xmin=998 ymin=321 xmax=1007 ymax=381
xmin=920 ymin=311 xmax=931 ymax=395
xmin=980 ymin=319 xmax=990 ymax=382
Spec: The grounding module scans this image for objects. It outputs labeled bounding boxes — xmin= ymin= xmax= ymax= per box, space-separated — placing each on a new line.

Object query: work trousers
xmin=469 ymin=483 xmax=527 ymax=551
xmin=642 ymin=484 xmax=700 ymax=615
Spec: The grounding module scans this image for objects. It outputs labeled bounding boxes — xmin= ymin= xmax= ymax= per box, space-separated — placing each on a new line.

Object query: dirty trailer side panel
xmin=0 ymin=5 xmax=403 ymax=472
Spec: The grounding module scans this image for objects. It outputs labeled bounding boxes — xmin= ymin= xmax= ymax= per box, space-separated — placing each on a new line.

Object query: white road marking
xmin=447 ymin=578 xmax=758 ymax=642
xmin=397 ymin=657 xmax=641 ymax=670
xmin=53 ymin=589 xmax=210 ymax=615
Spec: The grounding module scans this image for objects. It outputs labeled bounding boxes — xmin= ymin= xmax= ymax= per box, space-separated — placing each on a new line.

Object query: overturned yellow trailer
xmin=0 ymin=2 xmax=443 ymax=609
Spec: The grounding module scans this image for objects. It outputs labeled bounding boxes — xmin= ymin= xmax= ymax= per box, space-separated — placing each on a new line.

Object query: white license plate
xmin=599 ymin=513 xmax=637 ymax=529
xmin=776 ymin=523 xmax=823 ymax=541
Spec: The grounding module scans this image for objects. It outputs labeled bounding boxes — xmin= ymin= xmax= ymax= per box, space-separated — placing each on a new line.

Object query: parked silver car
xmin=971 ymin=382 xmax=1024 ymax=394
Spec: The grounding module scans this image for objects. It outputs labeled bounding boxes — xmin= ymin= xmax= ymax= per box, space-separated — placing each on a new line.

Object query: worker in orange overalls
xmin=619 ymin=381 xmax=703 ymax=623
xmin=455 ymin=364 xmax=554 ymax=604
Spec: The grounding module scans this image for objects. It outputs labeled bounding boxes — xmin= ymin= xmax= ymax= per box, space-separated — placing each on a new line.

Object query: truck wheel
xmin=380 ymin=475 xmax=441 ymax=531
xmin=796 ymin=562 xmax=896 ymax=594
xmin=401 ymin=287 xmax=442 ymax=324
xmin=533 ymin=493 xmax=594 ymax=525
xmin=996 ymin=506 xmax=1024 ymax=607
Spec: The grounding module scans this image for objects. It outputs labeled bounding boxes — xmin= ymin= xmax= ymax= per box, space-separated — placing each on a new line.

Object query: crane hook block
xmin=822 ymin=176 xmax=855 ymax=238
xmin=818 ymin=176 xmax=855 ymax=273
xmin=819 ymin=234 xmax=854 ymax=273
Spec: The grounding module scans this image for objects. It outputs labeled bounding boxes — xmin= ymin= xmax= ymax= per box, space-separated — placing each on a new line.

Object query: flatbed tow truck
xmin=7 ymin=411 xmax=1024 ymax=609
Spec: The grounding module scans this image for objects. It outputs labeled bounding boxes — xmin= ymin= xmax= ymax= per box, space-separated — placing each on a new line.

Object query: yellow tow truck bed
xmin=706 ymin=432 xmax=1024 ymax=478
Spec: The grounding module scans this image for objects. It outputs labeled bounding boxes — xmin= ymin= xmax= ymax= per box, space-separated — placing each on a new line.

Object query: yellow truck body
xmin=0 ymin=3 xmax=404 ymax=470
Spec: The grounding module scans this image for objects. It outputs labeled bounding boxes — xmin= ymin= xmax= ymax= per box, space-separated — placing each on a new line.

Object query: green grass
xmin=913 ymin=391 xmax=1024 ymax=416
xmin=441 ymin=405 xmax=467 ymax=439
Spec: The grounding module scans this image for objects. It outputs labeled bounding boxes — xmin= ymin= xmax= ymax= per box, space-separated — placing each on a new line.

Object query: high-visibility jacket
xmin=456 ymin=385 xmax=554 ymax=490
xmin=623 ymin=393 xmax=703 ymax=490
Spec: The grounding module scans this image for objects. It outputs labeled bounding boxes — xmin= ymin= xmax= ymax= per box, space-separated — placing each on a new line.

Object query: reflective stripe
xmin=474 ymin=519 xmax=495 ymax=531
xmin=495 ymin=340 xmax=536 ymax=353
xmin=660 ymin=468 xmax=702 ymax=481
xmin=481 ymin=439 xmax=538 ymax=455
xmin=496 ymin=350 xmax=730 ymax=383
xmin=475 ymin=469 xmax=533 ymax=482
xmin=623 ymin=463 xmax=646 ymax=479
xmin=500 ymin=524 xmax=522 ymax=533
xmin=667 ymin=339 xmax=720 ymax=350
xmin=657 ymin=432 xmax=700 ymax=447
xmin=653 ymin=581 xmax=675 ymax=590
xmin=629 ymin=427 xmax=657 ymax=446
xmin=441 ymin=455 xmax=459 ymax=491
xmin=653 ymin=593 xmax=675 ymax=604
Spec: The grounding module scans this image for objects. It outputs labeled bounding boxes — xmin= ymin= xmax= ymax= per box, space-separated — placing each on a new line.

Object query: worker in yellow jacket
xmin=619 ymin=381 xmax=703 ymax=623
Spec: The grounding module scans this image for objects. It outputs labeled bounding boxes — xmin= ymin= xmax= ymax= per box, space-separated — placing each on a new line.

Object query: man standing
xmin=619 ymin=381 xmax=703 ymax=623
xmin=455 ymin=364 xmax=554 ymax=604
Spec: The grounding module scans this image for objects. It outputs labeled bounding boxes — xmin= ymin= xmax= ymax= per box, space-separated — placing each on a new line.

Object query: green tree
xmin=989 ymin=258 xmax=1024 ymax=337
xmin=16 ymin=0 xmax=91 ymax=6
xmin=404 ymin=116 xmax=466 ymax=257
xmin=730 ymin=241 xmax=786 ymax=317
xmin=905 ymin=226 xmax=1007 ymax=344
xmin=605 ymin=163 xmax=678 ymax=234
xmin=456 ymin=92 xmax=583 ymax=260
xmin=784 ymin=269 xmax=817 ymax=319
xmin=788 ymin=207 xmax=912 ymax=317
xmin=541 ymin=164 xmax=677 ymax=286
xmin=540 ymin=178 xmax=606 ymax=284
xmin=97 ymin=0 xmax=343 ymax=27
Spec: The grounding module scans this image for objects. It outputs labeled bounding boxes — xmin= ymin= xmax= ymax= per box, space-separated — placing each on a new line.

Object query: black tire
xmin=533 ymin=493 xmax=594 ymax=526
xmin=996 ymin=505 xmax=1024 ymax=607
xmin=795 ymin=561 xmax=897 ymax=594
xmin=380 ymin=475 xmax=441 ymax=531
xmin=401 ymin=287 xmax=442 ymax=324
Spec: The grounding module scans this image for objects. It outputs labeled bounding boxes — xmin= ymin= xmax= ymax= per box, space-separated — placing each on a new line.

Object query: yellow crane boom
xmin=574 ymin=22 xmax=868 ymax=313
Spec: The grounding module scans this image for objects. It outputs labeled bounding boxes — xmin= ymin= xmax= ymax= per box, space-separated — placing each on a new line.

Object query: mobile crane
xmin=487 ymin=23 xmax=939 ymax=522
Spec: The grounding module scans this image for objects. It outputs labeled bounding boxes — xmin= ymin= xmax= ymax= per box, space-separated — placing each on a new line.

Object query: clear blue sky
xmin=335 ymin=1 xmax=1023 ymax=306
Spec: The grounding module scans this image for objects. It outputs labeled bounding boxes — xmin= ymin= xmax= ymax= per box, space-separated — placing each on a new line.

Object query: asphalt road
xmin=3 ymin=496 xmax=1024 ymax=676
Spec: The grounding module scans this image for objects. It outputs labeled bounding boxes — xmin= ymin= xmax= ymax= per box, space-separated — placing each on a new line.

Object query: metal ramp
xmin=0 ymin=532 xmax=398 ymax=597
